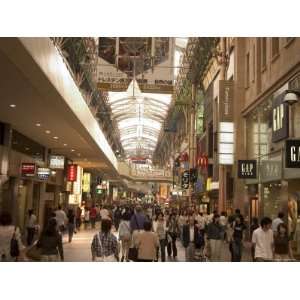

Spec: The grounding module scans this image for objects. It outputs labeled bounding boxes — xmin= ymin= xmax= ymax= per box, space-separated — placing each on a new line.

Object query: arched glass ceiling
xmin=108 ymin=80 xmax=172 ymax=158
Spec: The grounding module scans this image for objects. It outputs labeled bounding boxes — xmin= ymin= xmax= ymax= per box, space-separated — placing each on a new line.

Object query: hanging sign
xmin=49 ymin=155 xmax=65 ymax=169
xmin=37 ymin=168 xmax=51 ymax=180
xmin=21 ymin=163 xmax=36 ymax=177
xmin=286 ymin=139 xmax=300 ymax=168
xmin=181 ymin=170 xmax=190 ymax=189
xmin=82 ymin=173 xmax=91 ymax=193
xmin=238 ymin=160 xmax=257 ymax=179
xmin=67 ymin=164 xmax=78 ymax=182
xmin=219 ymin=80 xmax=234 ymax=122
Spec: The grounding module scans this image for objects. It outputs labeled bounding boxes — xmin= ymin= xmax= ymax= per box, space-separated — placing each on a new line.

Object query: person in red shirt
xmin=90 ymin=205 xmax=97 ymax=229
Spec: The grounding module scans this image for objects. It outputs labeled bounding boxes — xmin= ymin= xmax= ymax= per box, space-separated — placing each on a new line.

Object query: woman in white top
xmin=26 ymin=209 xmax=37 ymax=246
xmin=153 ymin=212 xmax=168 ymax=261
xmin=118 ymin=211 xmax=131 ymax=262
xmin=0 ymin=212 xmax=25 ymax=261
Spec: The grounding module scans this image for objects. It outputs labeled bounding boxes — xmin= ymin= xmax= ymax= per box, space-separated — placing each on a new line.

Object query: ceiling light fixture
xmin=63 ymin=143 xmax=67 ymax=146
xmin=9 ymin=104 xmax=16 ymax=108
xmin=71 ymin=149 xmax=75 ymax=152
xmin=45 ymin=130 xmax=51 ymax=134
xmin=36 ymin=123 xmax=41 ymax=127
xmin=53 ymin=136 xmax=59 ymax=140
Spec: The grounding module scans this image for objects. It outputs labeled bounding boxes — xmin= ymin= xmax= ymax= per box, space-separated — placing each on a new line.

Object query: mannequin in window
xmin=288 ymin=194 xmax=298 ymax=240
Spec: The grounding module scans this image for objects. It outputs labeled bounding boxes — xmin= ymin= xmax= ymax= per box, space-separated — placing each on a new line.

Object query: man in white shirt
xmin=195 ymin=212 xmax=206 ymax=231
xmin=252 ymin=217 xmax=274 ymax=261
xmin=55 ymin=206 xmax=68 ymax=233
xmin=272 ymin=212 xmax=284 ymax=233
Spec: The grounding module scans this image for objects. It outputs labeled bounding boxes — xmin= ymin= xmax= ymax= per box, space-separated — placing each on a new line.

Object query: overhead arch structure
xmin=107 ymin=80 xmax=172 ymax=158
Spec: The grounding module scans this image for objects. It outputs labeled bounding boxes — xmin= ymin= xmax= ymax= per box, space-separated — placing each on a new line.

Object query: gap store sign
xmin=286 ymin=140 xmax=300 ymax=168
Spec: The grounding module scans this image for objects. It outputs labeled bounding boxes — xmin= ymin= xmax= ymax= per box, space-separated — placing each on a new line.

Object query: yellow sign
xmin=206 ymin=178 xmax=212 ymax=191
xmin=82 ymin=173 xmax=91 ymax=193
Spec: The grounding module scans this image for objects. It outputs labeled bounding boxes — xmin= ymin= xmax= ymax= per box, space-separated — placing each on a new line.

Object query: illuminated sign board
xmin=21 ymin=163 xmax=36 ymax=177
xmin=286 ymin=140 xmax=300 ymax=168
xmin=67 ymin=164 xmax=77 ymax=182
xmin=272 ymin=92 xmax=289 ymax=143
xmin=49 ymin=155 xmax=65 ymax=169
xmin=82 ymin=173 xmax=91 ymax=193
xmin=238 ymin=160 xmax=257 ymax=179
xmin=37 ymin=167 xmax=51 ymax=180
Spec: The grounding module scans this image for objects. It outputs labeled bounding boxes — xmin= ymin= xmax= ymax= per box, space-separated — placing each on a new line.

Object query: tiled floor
xmin=63 ymin=224 xmax=253 ymax=262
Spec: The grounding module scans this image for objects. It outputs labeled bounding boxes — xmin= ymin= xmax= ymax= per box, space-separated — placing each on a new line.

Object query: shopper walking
xmin=0 ymin=212 xmax=25 ymax=261
xmin=75 ymin=206 xmax=82 ymax=231
xmin=219 ymin=211 xmax=228 ymax=241
xmin=26 ymin=209 xmax=37 ymax=246
xmin=135 ymin=221 xmax=159 ymax=262
xmin=206 ymin=214 xmax=223 ymax=261
xmin=84 ymin=207 xmax=90 ymax=230
xmin=153 ymin=212 xmax=167 ymax=262
xmin=37 ymin=218 xmax=64 ymax=262
xmin=118 ymin=212 xmax=131 ymax=262
xmin=230 ymin=216 xmax=246 ymax=262
xmin=67 ymin=209 xmax=75 ymax=243
xmin=130 ymin=205 xmax=147 ymax=233
xmin=90 ymin=205 xmax=97 ymax=229
xmin=55 ymin=205 xmax=68 ymax=233
xmin=182 ymin=218 xmax=205 ymax=262
xmin=91 ymin=219 xmax=119 ymax=262
xmin=274 ymin=223 xmax=294 ymax=261
xmin=250 ymin=217 xmax=259 ymax=261
xmin=252 ymin=217 xmax=274 ymax=262
xmin=272 ymin=212 xmax=284 ymax=233
xmin=113 ymin=206 xmax=122 ymax=231
xmin=166 ymin=213 xmax=180 ymax=260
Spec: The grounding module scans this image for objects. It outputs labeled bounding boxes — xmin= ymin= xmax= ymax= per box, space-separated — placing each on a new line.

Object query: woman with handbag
xmin=153 ymin=212 xmax=167 ymax=262
xmin=91 ymin=219 xmax=119 ymax=262
xmin=0 ymin=212 xmax=25 ymax=262
xmin=37 ymin=218 xmax=64 ymax=262
xmin=118 ymin=211 xmax=131 ymax=262
xmin=134 ymin=221 xmax=159 ymax=262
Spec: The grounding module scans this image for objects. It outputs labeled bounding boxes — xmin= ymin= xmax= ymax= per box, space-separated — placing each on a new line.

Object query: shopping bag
xmin=26 ymin=244 xmax=42 ymax=261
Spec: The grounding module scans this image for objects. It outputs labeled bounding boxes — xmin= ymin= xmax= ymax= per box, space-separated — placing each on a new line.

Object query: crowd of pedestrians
xmin=0 ymin=202 xmax=296 ymax=262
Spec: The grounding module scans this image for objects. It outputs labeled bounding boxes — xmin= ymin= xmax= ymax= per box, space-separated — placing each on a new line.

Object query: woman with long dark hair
xmin=274 ymin=223 xmax=294 ymax=261
xmin=0 ymin=212 xmax=24 ymax=261
xmin=67 ymin=209 xmax=75 ymax=243
xmin=37 ymin=218 xmax=64 ymax=262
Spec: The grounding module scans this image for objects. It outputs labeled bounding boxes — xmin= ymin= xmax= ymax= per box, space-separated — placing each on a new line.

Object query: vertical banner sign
xmin=218 ymin=80 xmax=234 ymax=165
xmin=272 ymin=92 xmax=289 ymax=143
xmin=285 ymin=139 xmax=300 ymax=168
xmin=82 ymin=173 xmax=91 ymax=193
xmin=237 ymin=160 xmax=257 ymax=178
xmin=219 ymin=80 xmax=234 ymax=122
xmin=67 ymin=164 xmax=77 ymax=182
xmin=181 ymin=170 xmax=190 ymax=189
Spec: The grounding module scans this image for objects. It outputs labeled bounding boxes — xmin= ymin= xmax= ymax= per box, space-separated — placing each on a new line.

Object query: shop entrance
xmin=250 ymin=197 xmax=259 ymax=220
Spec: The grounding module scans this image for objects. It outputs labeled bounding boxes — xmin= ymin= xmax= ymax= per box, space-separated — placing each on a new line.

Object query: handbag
xmin=26 ymin=243 xmax=42 ymax=261
xmin=10 ymin=227 xmax=20 ymax=258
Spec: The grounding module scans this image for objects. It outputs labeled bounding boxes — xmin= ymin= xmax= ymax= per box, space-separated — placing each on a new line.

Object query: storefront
xmin=245 ymin=73 xmax=300 ymax=254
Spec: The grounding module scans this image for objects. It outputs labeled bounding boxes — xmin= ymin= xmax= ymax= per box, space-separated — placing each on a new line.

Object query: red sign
xmin=67 ymin=164 xmax=78 ymax=182
xmin=197 ymin=154 xmax=208 ymax=169
xmin=21 ymin=163 xmax=36 ymax=177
